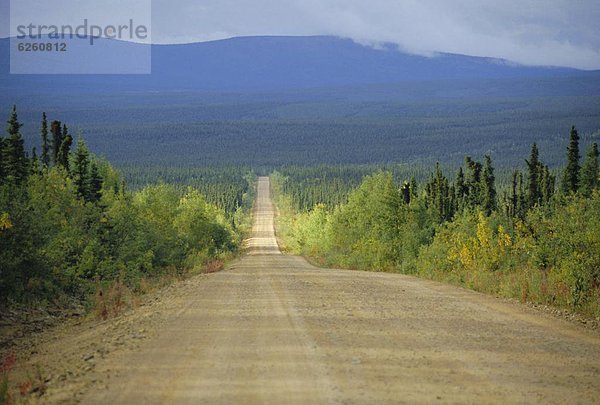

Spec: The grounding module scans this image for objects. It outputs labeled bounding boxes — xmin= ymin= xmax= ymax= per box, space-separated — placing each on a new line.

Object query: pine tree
xmin=580 ymin=142 xmax=599 ymax=197
xmin=464 ymin=156 xmax=482 ymax=207
xmin=525 ymin=143 xmax=541 ymax=207
xmin=3 ymin=105 xmax=28 ymax=185
xmin=89 ymin=162 xmax=103 ymax=202
xmin=73 ymin=138 xmax=90 ymax=198
xmin=509 ymin=170 xmax=519 ymax=218
xmin=561 ymin=125 xmax=580 ymax=194
xmin=50 ymin=120 xmax=62 ymax=165
xmin=409 ymin=177 xmax=418 ymax=200
xmin=540 ymin=165 xmax=555 ymax=204
xmin=518 ymin=172 xmax=527 ymax=217
xmin=40 ymin=112 xmax=50 ymax=167
xmin=508 ymin=170 xmax=528 ymax=219
xmin=57 ymin=126 xmax=73 ymax=171
xmin=455 ymin=167 xmax=467 ymax=212
xmin=481 ymin=155 xmax=497 ymax=215
xmin=0 ymin=136 xmax=5 ymax=182
xmin=425 ymin=163 xmax=453 ymax=222
xmin=30 ymin=147 xmax=40 ymax=175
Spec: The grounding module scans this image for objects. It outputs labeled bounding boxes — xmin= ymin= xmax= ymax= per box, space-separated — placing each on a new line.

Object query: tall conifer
xmin=580 ymin=142 xmax=599 ymax=197
xmin=40 ymin=112 xmax=50 ymax=167
xmin=561 ymin=126 xmax=580 ymax=194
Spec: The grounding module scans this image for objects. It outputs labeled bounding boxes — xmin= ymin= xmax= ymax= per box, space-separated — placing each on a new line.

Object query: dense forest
xmin=3 ymin=91 xmax=599 ymax=169
xmin=273 ymin=127 xmax=600 ymax=317
xmin=0 ymin=106 xmax=255 ymax=309
xmin=119 ymin=165 xmax=255 ymax=217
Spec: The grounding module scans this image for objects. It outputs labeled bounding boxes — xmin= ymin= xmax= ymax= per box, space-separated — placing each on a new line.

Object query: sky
xmin=2 ymin=0 xmax=600 ymax=69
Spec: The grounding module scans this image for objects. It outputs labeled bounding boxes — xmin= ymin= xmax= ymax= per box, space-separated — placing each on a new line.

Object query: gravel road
xmin=64 ymin=177 xmax=600 ymax=403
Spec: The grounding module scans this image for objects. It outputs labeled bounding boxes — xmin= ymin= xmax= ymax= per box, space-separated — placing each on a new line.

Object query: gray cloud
xmin=148 ymin=0 xmax=600 ymax=69
xmin=3 ymin=0 xmax=600 ymax=69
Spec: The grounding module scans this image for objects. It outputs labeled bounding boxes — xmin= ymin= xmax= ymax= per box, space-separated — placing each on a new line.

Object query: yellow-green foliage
xmin=290 ymin=204 xmax=331 ymax=257
xmin=275 ymin=169 xmax=599 ymax=318
xmin=0 ymin=212 xmax=11 ymax=231
xmin=0 ymin=165 xmax=242 ymax=304
xmin=418 ymin=211 xmax=515 ymax=292
xmin=271 ymin=171 xmax=298 ymax=253
xmin=417 ymin=194 xmax=600 ymax=316
xmin=327 ymin=172 xmax=402 ymax=270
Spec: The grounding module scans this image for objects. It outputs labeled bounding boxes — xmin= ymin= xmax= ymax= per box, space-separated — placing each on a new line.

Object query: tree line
xmin=273 ymin=126 xmax=599 ymax=317
xmin=0 ymin=106 xmax=251 ymax=306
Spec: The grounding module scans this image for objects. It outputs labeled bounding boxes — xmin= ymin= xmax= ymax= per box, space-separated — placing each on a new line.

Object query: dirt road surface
xmin=16 ymin=177 xmax=599 ymax=403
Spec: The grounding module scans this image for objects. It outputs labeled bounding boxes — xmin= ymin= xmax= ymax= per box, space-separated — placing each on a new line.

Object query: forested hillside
xmin=0 ymin=106 xmax=255 ymax=309
xmin=2 ymin=81 xmax=599 ymax=170
xmin=273 ymin=127 xmax=600 ymax=317
xmin=0 ymin=36 xmax=586 ymax=94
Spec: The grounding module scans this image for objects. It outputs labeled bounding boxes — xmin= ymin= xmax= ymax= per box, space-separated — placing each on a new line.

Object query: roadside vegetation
xmin=0 ymin=106 xmax=255 ymax=312
xmin=273 ymin=126 xmax=600 ymax=317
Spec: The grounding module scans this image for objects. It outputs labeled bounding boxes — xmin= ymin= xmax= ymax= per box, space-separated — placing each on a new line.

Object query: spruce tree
xmin=464 ymin=156 xmax=482 ymax=207
xmin=508 ymin=170 xmax=528 ymax=219
xmin=526 ymin=143 xmax=541 ymax=207
xmin=50 ymin=120 xmax=62 ymax=165
xmin=409 ymin=177 xmax=418 ymax=200
xmin=540 ymin=165 xmax=555 ymax=204
xmin=40 ymin=112 xmax=50 ymax=167
xmin=30 ymin=147 xmax=40 ymax=175
xmin=0 ymin=136 xmax=5 ymax=182
xmin=3 ymin=105 xmax=28 ymax=185
xmin=425 ymin=163 xmax=453 ymax=222
xmin=481 ymin=155 xmax=497 ymax=215
xmin=57 ymin=126 xmax=73 ymax=171
xmin=455 ymin=167 xmax=467 ymax=212
xmin=508 ymin=171 xmax=519 ymax=218
xmin=580 ymin=142 xmax=599 ymax=197
xmin=73 ymin=138 xmax=91 ymax=199
xmin=561 ymin=125 xmax=580 ymax=194
xmin=89 ymin=162 xmax=103 ymax=202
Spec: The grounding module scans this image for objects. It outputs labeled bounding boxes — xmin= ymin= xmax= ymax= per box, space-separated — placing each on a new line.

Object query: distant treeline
xmin=0 ymin=106 xmax=255 ymax=306
xmin=5 ymin=93 xmax=600 ymax=168
xmin=273 ymin=127 xmax=600 ymax=317
xmin=119 ymin=165 xmax=255 ymax=217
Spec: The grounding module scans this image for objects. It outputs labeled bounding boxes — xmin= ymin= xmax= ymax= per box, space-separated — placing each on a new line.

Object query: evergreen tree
xmin=57 ymin=126 xmax=73 ymax=171
xmin=40 ymin=112 xmax=50 ymax=167
xmin=455 ymin=167 xmax=467 ymax=212
xmin=73 ymin=138 xmax=91 ymax=199
xmin=580 ymin=142 xmax=599 ymax=197
xmin=89 ymin=162 xmax=103 ymax=202
xmin=464 ymin=156 xmax=482 ymax=207
xmin=509 ymin=170 xmax=519 ymax=218
xmin=425 ymin=163 xmax=453 ymax=222
xmin=507 ymin=170 xmax=528 ymax=219
xmin=0 ymin=136 xmax=5 ymax=182
xmin=30 ymin=147 xmax=40 ymax=175
xmin=517 ymin=171 xmax=527 ymax=217
xmin=481 ymin=155 xmax=497 ymax=215
xmin=50 ymin=120 xmax=62 ymax=165
xmin=2 ymin=105 xmax=28 ymax=185
xmin=561 ymin=125 xmax=580 ymax=194
xmin=526 ymin=143 xmax=541 ymax=207
xmin=540 ymin=165 xmax=555 ymax=204
xmin=409 ymin=177 xmax=418 ymax=200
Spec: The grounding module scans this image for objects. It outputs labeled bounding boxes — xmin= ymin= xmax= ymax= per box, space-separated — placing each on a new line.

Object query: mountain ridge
xmin=1 ymin=35 xmax=594 ymax=94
